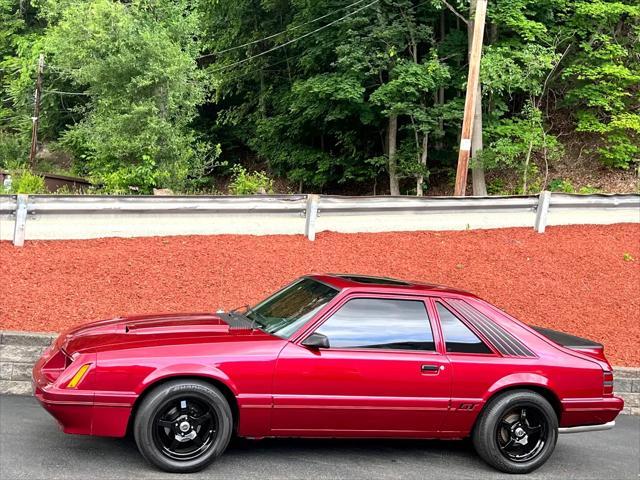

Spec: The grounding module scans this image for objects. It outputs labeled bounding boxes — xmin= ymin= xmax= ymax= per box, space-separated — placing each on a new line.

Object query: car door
xmin=271 ymin=294 xmax=451 ymax=436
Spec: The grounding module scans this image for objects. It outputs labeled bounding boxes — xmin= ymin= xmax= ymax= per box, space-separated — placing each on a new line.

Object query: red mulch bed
xmin=1 ymin=224 xmax=639 ymax=366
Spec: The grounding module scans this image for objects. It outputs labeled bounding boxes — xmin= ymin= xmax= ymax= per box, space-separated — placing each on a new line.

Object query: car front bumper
xmin=32 ymin=347 xmax=131 ymax=437
xmin=32 ymin=348 xmax=96 ymax=435
xmin=33 ymin=385 xmax=95 ymax=435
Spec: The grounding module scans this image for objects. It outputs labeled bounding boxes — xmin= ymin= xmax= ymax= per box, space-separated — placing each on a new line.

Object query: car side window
xmin=436 ymin=302 xmax=492 ymax=354
xmin=315 ymin=298 xmax=435 ymax=351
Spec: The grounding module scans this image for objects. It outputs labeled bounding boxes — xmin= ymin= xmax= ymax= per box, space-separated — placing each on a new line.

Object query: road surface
xmin=0 ymin=395 xmax=637 ymax=480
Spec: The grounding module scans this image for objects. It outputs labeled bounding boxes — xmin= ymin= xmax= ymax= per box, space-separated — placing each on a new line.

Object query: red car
xmin=33 ymin=274 xmax=623 ymax=474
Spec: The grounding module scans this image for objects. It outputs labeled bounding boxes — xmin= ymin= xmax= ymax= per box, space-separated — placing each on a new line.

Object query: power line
xmin=220 ymin=42 xmax=331 ymax=83
xmin=198 ymin=0 xmax=372 ymax=59
xmin=208 ymin=0 xmax=380 ymax=73
xmin=43 ymin=89 xmax=90 ymax=96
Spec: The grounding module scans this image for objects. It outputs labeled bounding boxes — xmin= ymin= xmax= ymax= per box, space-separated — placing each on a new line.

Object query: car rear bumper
xmin=560 ymin=396 xmax=624 ymax=428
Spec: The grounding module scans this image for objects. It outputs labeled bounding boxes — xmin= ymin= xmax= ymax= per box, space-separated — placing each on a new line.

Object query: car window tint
xmin=316 ymin=298 xmax=435 ymax=351
xmin=436 ymin=302 xmax=492 ymax=354
xmin=250 ymin=278 xmax=338 ymax=338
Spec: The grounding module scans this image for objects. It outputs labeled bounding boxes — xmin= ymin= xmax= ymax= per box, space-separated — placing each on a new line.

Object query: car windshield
xmin=245 ymin=278 xmax=338 ymax=338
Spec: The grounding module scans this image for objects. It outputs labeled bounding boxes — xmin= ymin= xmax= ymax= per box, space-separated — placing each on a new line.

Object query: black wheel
xmin=133 ymin=379 xmax=233 ymax=473
xmin=472 ymin=390 xmax=558 ymax=474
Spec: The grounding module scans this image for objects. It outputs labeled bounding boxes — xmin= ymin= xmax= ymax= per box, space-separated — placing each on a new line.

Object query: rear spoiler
xmin=531 ymin=326 xmax=606 ymax=360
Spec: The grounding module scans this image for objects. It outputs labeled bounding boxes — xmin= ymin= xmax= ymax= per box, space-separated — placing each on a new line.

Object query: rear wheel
xmin=133 ymin=380 xmax=233 ymax=473
xmin=472 ymin=390 xmax=558 ymax=474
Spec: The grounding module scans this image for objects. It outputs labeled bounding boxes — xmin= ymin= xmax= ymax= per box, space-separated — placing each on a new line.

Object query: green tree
xmin=560 ymin=0 xmax=640 ymax=169
xmin=43 ymin=0 xmax=211 ymax=192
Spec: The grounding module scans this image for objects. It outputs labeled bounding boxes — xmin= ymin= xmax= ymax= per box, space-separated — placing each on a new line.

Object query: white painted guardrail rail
xmin=0 ymin=192 xmax=638 ymax=246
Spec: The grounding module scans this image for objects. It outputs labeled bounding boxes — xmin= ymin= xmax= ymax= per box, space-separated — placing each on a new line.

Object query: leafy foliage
xmin=0 ymin=0 xmax=637 ymax=194
xmin=548 ymin=178 xmax=575 ymax=193
xmin=481 ymin=104 xmax=562 ymax=189
xmin=1 ymin=0 xmax=216 ymax=192
xmin=560 ymin=0 xmax=640 ymax=169
xmin=1 ymin=168 xmax=46 ymax=193
xmin=228 ymin=165 xmax=274 ymax=195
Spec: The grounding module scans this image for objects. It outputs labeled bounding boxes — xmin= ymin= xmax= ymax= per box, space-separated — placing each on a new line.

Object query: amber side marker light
xmin=67 ymin=364 xmax=91 ymax=388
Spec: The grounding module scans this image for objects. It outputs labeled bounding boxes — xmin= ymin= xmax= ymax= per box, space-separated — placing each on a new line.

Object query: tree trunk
xmin=436 ymin=11 xmax=445 ymax=150
xmin=387 ymin=114 xmax=400 ymax=195
xmin=259 ymin=70 xmax=266 ymax=118
xmin=416 ymin=133 xmax=428 ymax=196
xmin=522 ymin=138 xmax=534 ymax=194
xmin=471 ymin=90 xmax=486 ymax=195
xmin=468 ymin=0 xmax=487 ymax=196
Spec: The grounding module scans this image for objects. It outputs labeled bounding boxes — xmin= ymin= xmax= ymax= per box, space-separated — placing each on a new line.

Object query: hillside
xmin=1 ymin=0 xmax=638 ymax=196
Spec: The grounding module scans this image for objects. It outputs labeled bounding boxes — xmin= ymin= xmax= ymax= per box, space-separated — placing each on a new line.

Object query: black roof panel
xmin=332 ymin=274 xmax=411 ymax=286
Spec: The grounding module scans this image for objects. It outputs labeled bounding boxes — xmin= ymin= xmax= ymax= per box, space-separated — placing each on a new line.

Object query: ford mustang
xmin=32 ymin=274 xmax=624 ymax=474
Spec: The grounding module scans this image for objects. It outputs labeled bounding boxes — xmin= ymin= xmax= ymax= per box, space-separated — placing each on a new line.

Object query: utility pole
xmin=28 ymin=53 xmax=45 ymax=168
xmin=453 ymin=0 xmax=487 ymax=196
xmin=469 ymin=0 xmax=487 ymax=196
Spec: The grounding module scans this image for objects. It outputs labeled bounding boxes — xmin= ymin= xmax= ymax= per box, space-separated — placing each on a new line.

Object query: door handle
xmin=421 ymin=364 xmax=442 ymax=374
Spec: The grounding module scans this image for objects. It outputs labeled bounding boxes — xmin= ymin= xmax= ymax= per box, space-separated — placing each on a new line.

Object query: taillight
xmin=603 ymin=370 xmax=614 ymax=396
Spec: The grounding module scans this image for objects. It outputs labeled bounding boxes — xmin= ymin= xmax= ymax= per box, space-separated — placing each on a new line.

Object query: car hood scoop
xmin=124 ymin=315 xmax=231 ymax=335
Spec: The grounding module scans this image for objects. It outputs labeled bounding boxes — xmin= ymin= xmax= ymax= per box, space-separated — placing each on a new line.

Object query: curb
xmin=1 ymin=330 xmax=638 ymax=415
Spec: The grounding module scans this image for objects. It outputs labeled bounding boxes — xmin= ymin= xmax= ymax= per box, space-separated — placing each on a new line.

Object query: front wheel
xmin=133 ymin=380 xmax=233 ymax=473
xmin=472 ymin=390 xmax=558 ymax=474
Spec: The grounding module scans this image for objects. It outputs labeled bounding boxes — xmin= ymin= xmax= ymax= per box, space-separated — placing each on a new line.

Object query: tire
xmin=472 ymin=390 xmax=558 ymax=474
xmin=133 ymin=379 xmax=233 ymax=473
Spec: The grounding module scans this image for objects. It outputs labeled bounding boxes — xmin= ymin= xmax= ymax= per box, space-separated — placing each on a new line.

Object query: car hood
xmin=57 ymin=312 xmax=273 ymax=355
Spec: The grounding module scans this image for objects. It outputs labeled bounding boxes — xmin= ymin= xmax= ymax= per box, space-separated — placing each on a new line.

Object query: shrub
xmin=228 ymin=165 xmax=274 ymax=195
xmin=486 ymin=178 xmax=510 ymax=195
xmin=92 ymin=155 xmax=170 ymax=194
xmin=0 ymin=133 xmax=28 ymax=169
xmin=480 ymin=105 xmax=563 ymax=194
xmin=577 ymin=185 xmax=602 ymax=194
xmin=548 ymin=178 xmax=575 ymax=193
xmin=1 ymin=169 xmax=47 ymax=194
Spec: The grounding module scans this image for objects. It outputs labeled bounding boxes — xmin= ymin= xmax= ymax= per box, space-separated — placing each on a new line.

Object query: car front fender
xmin=136 ymin=363 xmax=240 ymax=398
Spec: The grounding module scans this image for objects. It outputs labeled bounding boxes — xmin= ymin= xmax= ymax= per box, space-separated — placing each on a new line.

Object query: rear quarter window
xmin=436 ymin=302 xmax=493 ymax=354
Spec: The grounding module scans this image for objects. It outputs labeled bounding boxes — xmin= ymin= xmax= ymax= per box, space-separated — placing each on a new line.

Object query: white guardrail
xmin=0 ymin=193 xmax=638 ymax=246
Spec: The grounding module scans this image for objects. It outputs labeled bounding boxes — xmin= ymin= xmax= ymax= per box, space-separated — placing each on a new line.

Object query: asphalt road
xmin=1 ymin=395 xmax=638 ymax=480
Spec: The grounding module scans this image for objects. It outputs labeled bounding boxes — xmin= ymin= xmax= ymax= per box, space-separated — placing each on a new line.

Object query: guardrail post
xmin=534 ymin=191 xmax=551 ymax=233
xmin=304 ymin=194 xmax=320 ymax=241
xmin=13 ymin=194 xmax=28 ymax=247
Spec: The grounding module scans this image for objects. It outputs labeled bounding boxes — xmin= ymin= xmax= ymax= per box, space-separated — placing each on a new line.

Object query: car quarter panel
xmin=442 ymin=296 xmax=622 ymax=432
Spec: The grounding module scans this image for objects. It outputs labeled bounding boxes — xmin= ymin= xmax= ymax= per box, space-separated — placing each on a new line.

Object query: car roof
xmin=306 ymin=273 xmax=478 ymax=298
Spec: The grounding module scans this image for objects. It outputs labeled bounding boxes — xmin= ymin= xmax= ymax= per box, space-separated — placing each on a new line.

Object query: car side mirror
xmin=302 ymin=332 xmax=330 ymax=349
